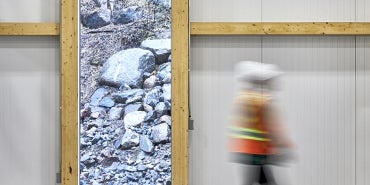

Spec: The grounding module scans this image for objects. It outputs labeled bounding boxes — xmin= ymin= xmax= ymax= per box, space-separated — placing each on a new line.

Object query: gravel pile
xmin=80 ymin=0 xmax=172 ymax=184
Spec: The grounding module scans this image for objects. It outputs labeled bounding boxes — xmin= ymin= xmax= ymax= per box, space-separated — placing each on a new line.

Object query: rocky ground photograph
xmin=79 ymin=0 xmax=172 ymax=184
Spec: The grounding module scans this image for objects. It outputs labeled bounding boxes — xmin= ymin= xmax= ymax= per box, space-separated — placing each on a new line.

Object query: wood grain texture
xmin=191 ymin=22 xmax=370 ymax=35
xmin=61 ymin=0 xmax=78 ymax=184
xmin=0 ymin=23 xmax=59 ymax=35
xmin=172 ymin=0 xmax=189 ymax=184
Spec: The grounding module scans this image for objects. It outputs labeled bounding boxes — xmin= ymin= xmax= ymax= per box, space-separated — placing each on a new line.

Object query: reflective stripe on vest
xmin=229 ymin=126 xmax=270 ymax=141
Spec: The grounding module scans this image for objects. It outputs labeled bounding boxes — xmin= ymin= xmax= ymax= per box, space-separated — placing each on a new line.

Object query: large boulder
xmin=100 ymin=48 xmax=156 ymax=88
xmin=81 ymin=8 xmax=111 ymax=29
xmin=112 ymin=6 xmax=142 ymax=25
xmin=140 ymin=39 xmax=171 ymax=64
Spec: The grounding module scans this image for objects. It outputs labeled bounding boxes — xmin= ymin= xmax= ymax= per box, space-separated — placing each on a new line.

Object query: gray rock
xmin=143 ymin=87 xmax=162 ymax=107
xmin=155 ymin=102 xmax=170 ymax=117
xmin=140 ymin=135 xmax=154 ymax=153
xmin=89 ymin=106 xmax=106 ymax=119
xmin=90 ymin=112 xmax=100 ymax=119
xmin=119 ymin=129 xmax=140 ymax=150
xmin=124 ymin=111 xmax=147 ymax=129
xmin=80 ymin=104 xmax=91 ymax=119
xmin=91 ymin=133 xmax=101 ymax=144
xmin=90 ymin=88 xmax=109 ymax=106
xmin=151 ymin=123 xmax=170 ymax=143
xmin=140 ymin=39 xmax=171 ymax=64
xmin=124 ymin=103 xmax=143 ymax=116
xmin=157 ymin=63 xmax=171 ymax=84
xmin=99 ymin=96 xmax=115 ymax=108
xmin=112 ymin=89 xmax=145 ymax=104
xmin=81 ymin=8 xmax=111 ymax=29
xmin=80 ymin=153 xmax=90 ymax=162
xmin=143 ymin=104 xmax=153 ymax=112
xmin=90 ymin=106 xmax=106 ymax=114
xmin=114 ymin=139 xmax=121 ymax=149
xmin=127 ymin=173 xmax=139 ymax=182
xmin=100 ymin=48 xmax=156 ymax=88
xmin=155 ymin=161 xmax=170 ymax=172
xmin=152 ymin=0 xmax=171 ymax=7
xmin=108 ymin=107 xmax=124 ymax=120
xmin=158 ymin=115 xmax=171 ymax=126
xmin=155 ymin=31 xmax=171 ymax=39
xmin=101 ymin=157 xmax=121 ymax=167
xmin=144 ymin=110 xmax=157 ymax=122
xmin=93 ymin=0 xmax=107 ymax=7
xmin=117 ymin=164 xmax=137 ymax=173
xmin=137 ymin=164 xmax=147 ymax=171
xmin=161 ymin=83 xmax=171 ymax=102
xmin=81 ymin=155 xmax=97 ymax=168
xmin=143 ymin=75 xmax=157 ymax=89
xmin=124 ymin=165 xmax=137 ymax=172
xmin=137 ymin=151 xmax=147 ymax=160
xmin=112 ymin=6 xmax=142 ymax=25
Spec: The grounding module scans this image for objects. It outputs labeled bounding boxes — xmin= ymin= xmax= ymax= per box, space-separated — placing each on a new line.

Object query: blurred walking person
xmin=229 ymin=61 xmax=295 ymax=185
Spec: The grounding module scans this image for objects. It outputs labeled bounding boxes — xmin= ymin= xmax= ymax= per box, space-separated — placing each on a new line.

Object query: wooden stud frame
xmin=0 ymin=23 xmax=59 ymax=35
xmin=191 ymin=22 xmax=370 ymax=35
xmin=61 ymin=0 xmax=78 ymax=184
xmin=3 ymin=22 xmax=370 ymax=36
xmin=172 ymin=0 xmax=189 ymax=184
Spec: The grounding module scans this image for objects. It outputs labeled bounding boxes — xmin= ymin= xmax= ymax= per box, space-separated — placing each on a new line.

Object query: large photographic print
xmin=79 ymin=0 xmax=172 ymax=184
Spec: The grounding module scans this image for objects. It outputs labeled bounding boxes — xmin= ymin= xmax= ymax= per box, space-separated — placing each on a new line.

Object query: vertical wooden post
xmin=61 ymin=0 xmax=78 ymax=184
xmin=172 ymin=0 xmax=189 ymax=184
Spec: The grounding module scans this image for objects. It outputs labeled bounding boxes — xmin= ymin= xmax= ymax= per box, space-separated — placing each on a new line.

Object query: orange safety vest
xmin=229 ymin=90 xmax=277 ymax=155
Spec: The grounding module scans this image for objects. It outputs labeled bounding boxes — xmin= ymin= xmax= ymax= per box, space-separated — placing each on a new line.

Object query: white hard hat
xmin=235 ymin=61 xmax=282 ymax=81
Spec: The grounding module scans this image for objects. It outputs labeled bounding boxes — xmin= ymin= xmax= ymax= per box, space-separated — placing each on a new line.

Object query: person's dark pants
xmin=242 ymin=165 xmax=277 ymax=185
xmin=230 ymin=153 xmax=278 ymax=185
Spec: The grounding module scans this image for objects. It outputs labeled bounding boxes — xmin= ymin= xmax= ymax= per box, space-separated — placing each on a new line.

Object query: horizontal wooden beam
xmin=190 ymin=22 xmax=370 ymax=35
xmin=0 ymin=23 xmax=59 ymax=36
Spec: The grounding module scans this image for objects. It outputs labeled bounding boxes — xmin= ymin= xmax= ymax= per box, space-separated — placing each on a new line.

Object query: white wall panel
xmin=0 ymin=36 xmax=60 ymax=185
xmin=189 ymin=0 xmax=261 ymax=22
xmin=356 ymin=36 xmax=370 ymax=185
xmin=0 ymin=0 xmax=60 ymax=22
xmin=190 ymin=36 xmax=262 ymax=185
xmin=190 ymin=36 xmax=358 ymax=185
xmin=190 ymin=0 xmax=369 ymax=22
xmin=262 ymin=36 xmax=356 ymax=185
xmin=262 ymin=0 xmax=355 ymax=21
xmin=356 ymin=0 xmax=370 ymax=21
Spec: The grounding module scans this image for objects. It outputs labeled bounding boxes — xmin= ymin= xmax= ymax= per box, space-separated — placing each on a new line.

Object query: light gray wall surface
xmin=0 ymin=1 xmax=61 ymax=184
xmin=190 ymin=1 xmax=370 ymax=184
xmin=0 ymin=36 xmax=61 ymax=185
xmin=0 ymin=0 xmax=60 ymax=22
xmin=190 ymin=0 xmax=370 ymax=22
xmin=190 ymin=35 xmax=370 ymax=185
xmin=355 ymin=36 xmax=370 ymax=185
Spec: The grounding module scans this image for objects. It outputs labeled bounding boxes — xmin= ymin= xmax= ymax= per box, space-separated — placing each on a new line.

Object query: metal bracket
xmin=56 ymin=172 xmax=61 ymax=183
xmin=188 ymin=117 xmax=194 ymax=130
